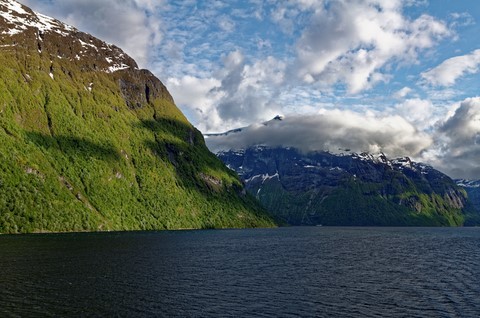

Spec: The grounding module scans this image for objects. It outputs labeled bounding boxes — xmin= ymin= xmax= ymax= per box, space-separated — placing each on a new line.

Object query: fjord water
xmin=1 ymin=227 xmax=479 ymax=317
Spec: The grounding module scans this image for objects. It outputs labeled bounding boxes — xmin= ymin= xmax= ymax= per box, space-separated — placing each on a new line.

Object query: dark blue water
xmin=1 ymin=227 xmax=479 ymax=317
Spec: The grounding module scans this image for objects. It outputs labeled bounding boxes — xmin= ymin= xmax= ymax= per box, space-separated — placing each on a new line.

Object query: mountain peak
xmin=0 ymin=0 xmax=137 ymax=74
xmin=272 ymin=115 xmax=284 ymax=121
xmin=0 ymin=0 xmax=75 ymax=36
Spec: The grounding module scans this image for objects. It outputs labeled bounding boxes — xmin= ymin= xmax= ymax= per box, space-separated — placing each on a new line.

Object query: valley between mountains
xmin=1 ymin=0 xmax=479 ymax=234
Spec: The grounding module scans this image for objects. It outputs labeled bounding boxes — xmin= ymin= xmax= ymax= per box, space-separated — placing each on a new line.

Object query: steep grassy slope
xmin=0 ymin=1 xmax=274 ymax=233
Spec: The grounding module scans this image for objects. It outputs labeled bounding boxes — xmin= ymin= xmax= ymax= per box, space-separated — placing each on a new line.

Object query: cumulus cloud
xmin=395 ymin=98 xmax=435 ymax=130
xmin=206 ymin=51 xmax=286 ymax=131
xmin=421 ymin=49 xmax=480 ymax=86
xmin=293 ymin=0 xmax=451 ymax=94
xmin=166 ymin=51 xmax=286 ymax=132
xmin=430 ymin=97 xmax=480 ymax=178
xmin=19 ymin=0 xmax=163 ymax=68
xmin=206 ymin=110 xmax=432 ymax=158
xmin=166 ymin=75 xmax=224 ymax=132
xmin=156 ymin=0 xmax=454 ymax=133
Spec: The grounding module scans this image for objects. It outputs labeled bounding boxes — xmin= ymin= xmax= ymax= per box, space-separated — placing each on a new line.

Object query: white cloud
xmin=292 ymin=0 xmax=451 ymax=94
xmin=218 ymin=15 xmax=235 ymax=33
xmin=204 ymin=51 xmax=286 ymax=131
xmin=166 ymin=75 xmax=224 ymax=132
xmin=206 ymin=110 xmax=432 ymax=158
xmin=421 ymin=49 xmax=480 ymax=87
xmin=393 ymin=86 xmax=413 ymax=99
xmin=395 ymin=98 xmax=435 ymax=130
xmin=166 ymin=52 xmax=286 ymax=133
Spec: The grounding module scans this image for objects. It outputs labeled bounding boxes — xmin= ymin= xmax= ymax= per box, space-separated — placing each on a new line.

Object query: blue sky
xmin=18 ymin=0 xmax=480 ymax=178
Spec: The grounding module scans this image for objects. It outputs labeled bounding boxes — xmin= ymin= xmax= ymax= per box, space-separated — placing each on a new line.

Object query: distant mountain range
xmin=455 ymin=179 xmax=480 ymax=225
xmin=0 ymin=0 xmax=274 ymax=233
xmin=208 ymin=118 xmax=480 ymax=226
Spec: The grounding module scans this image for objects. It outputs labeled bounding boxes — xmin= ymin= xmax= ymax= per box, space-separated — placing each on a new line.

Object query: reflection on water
xmin=1 ymin=227 xmax=479 ymax=317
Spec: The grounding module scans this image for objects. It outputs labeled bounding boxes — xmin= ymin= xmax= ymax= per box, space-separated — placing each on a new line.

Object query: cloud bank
xmin=207 ymin=97 xmax=480 ymax=179
xmin=206 ymin=110 xmax=432 ymax=159
xmin=433 ymin=97 xmax=480 ymax=178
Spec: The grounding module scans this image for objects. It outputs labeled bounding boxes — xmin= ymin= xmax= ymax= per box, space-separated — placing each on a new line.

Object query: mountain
xmin=455 ymin=179 xmax=480 ymax=225
xmin=214 ymin=145 xmax=476 ymax=226
xmin=0 ymin=0 xmax=275 ymax=233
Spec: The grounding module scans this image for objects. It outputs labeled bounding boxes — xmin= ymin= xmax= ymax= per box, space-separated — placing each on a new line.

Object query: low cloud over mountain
xmin=206 ymin=110 xmax=432 ymax=158
xmin=207 ymin=97 xmax=480 ymax=180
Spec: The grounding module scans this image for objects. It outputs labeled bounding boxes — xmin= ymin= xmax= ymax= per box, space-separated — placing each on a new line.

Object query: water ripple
xmin=0 ymin=227 xmax=480 ymax=317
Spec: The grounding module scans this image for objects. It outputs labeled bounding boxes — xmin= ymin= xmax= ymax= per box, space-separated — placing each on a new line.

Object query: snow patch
xmin=329 ymin=167 xmax=344 ymax=172
xmin=1 ymin=0 xmax=29 ymax=15
xmin=0 ymin=1 xmax=76 ymax=37
xmin=106 ymin=63 xmax=130 ymax=73
xmin=456 ymin=179 xmax=480 ymax=188
xmin=245 ymin=172 xmax=279 ymax=184
xmin=78 ymin=39 xmax=97 ymax=50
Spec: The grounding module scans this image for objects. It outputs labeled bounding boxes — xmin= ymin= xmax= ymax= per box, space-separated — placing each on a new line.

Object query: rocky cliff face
xmin=0 ymin=0 xmax=172 ymax=106
xmin=218 ymin=146 xmax=473 ymax=226
xmin=0 ymin=0 xmax=274 ymax=233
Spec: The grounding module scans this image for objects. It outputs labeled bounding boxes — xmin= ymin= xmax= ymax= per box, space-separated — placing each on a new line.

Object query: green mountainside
xmin=0 ymin=0 xmax=275 ymax=233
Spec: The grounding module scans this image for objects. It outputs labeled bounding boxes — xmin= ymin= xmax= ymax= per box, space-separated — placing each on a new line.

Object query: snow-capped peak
xmin=0 ymin=0 xmax=75 ymax=36
xmin=0 ymin=0 xmax=137 ymax=74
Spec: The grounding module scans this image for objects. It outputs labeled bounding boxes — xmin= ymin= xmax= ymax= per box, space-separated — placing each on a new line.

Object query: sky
xmin=18 ymin=0 xmax=480 ymax=179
